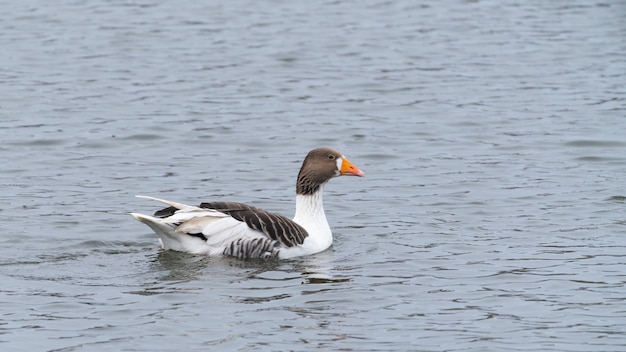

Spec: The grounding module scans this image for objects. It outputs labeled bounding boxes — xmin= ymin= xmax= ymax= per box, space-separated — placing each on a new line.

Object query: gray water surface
xmin=1 ymin=0 xmax=625 ymax=351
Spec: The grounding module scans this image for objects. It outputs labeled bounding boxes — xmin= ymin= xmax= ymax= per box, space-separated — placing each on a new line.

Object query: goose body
xmin=131 ymin=148 xmax=364 ymax=259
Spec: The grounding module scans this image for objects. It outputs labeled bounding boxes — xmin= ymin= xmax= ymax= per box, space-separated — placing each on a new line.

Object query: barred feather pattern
xmin=201 ymin=202 xmax=309 ymax=248
xmin=154 ymin=201 xmax=309 ymax=248
xmin=223 ymin=237 xmax=281 ymax=259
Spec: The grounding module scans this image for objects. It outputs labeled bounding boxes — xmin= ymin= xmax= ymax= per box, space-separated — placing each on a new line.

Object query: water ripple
xmin=1 ymin=0 xmax=625 ymax=351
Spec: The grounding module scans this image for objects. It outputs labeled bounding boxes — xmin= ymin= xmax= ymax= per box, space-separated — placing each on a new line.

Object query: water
xmin=1 ymin=0 xmax=625 ymax=351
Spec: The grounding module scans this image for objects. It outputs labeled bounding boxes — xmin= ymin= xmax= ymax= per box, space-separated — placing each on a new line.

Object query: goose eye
xmin=328 ymin=155 xmax=336 ymax=160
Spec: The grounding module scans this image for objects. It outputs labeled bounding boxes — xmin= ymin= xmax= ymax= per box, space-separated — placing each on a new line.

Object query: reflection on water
xmin=296 ymin=252 xmax=353 ymax=284
xmin=146 ymin=240 xmax=355 ymax=288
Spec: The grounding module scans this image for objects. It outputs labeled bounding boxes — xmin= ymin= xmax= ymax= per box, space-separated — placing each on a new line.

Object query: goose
xmin=131 ymin=147 xmax=364 ymax=259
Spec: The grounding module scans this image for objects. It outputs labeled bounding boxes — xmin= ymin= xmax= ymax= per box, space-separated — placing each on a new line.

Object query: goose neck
xmin=294 ymin=188 xmax=327 ymax=224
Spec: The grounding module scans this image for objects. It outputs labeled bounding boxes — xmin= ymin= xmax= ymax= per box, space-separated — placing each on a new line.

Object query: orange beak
xmin=340 ymin=157 xmax=365 ymax=177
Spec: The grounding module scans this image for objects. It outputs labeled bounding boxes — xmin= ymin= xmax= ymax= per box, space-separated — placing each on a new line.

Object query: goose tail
xmin=131 ymin=212 xmax=207 ymax=253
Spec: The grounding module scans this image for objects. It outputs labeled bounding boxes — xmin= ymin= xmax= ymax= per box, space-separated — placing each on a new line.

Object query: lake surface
xmin=1 ymin=0 xmax=625 ymax=351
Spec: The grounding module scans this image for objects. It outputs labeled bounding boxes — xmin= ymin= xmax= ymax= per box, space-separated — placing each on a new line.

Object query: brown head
xmin=296 ymin=147 xmax=364 ymax=195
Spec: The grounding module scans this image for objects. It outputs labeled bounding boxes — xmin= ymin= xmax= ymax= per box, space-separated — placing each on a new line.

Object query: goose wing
xmin=154 ymin=201 xmax=309 ymax=248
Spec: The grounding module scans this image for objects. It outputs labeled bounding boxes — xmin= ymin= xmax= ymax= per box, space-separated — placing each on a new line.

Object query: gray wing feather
xmin=155 ymin=201 xmax=310 ymax=248
xmin=213 ymin=204 xmax=309 ymax=247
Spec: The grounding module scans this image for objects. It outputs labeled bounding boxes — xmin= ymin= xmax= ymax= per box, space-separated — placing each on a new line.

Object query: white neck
xmin=292 ymin=187 xmax=333 ymax=253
